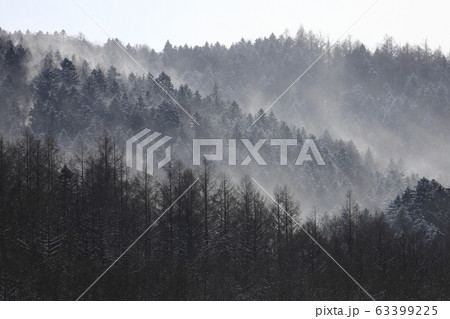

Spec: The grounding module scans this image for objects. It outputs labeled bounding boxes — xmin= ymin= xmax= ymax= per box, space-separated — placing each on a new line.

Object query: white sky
xmin=1 ymin=0 xmax=450 ymax=52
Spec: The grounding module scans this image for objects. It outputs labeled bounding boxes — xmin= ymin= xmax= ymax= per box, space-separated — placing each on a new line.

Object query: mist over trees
xmin=1 ymin=27 xmax=450 ymax=300
xmin=0 ymin=29 xmax=419 ymax=212
xmin=3 ymin=27 xmax=450 ymax=181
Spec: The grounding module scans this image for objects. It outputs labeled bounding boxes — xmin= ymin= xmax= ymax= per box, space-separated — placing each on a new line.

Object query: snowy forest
xmin=1 ymin=27 xmax=450 ymax=300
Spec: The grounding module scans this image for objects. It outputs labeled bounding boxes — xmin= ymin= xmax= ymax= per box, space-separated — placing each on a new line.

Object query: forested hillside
xmin=3 ymin=27 xmax=450 ymax=181
xmin=0 ymin=32 xmax=417 ymax=211
xmin=1 ymin=28 xmax=450 ymax=300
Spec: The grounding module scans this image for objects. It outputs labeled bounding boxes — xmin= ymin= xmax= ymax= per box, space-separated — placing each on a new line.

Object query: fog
xmin=1 ymin=27 xmax=448 ymax=215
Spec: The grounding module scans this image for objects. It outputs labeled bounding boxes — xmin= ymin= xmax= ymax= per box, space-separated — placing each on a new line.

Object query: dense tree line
xmin=0 ymin=133 xmax=449 ymax=300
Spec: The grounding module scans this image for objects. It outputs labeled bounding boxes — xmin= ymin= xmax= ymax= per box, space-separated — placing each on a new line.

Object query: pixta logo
xmin=193 ymin=139 xmax=325 ymax=166
xmin=126 ymin=129 xmax=325 ymax=176
xmin=126 ymin=129 xmax=172 ymax=175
